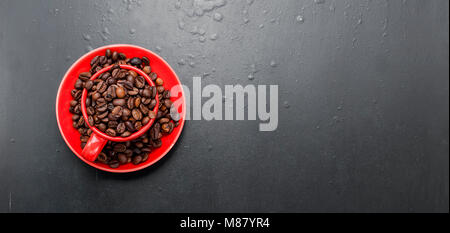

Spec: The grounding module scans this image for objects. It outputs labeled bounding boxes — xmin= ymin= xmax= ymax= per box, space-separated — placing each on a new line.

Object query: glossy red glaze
xmin=56 ymin=44 xmax=186 ymax=173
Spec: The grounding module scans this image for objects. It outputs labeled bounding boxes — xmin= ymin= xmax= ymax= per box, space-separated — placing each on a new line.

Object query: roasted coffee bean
xmin=98 ymin=123 xmax=107 ymax=132
xmin=159 ymin=118 xmax=170 ymax=124
xmin=118 ymin=53 xmax=127 ymax=60
xmin=112 ymin=51 xmax=118 ymax=61
xmin=75 ymin=79 xmax=84 ymax=89
xmin=128 ymin=88 xmax=139 ymax=96
xmin=97 ymin=152 xmax=108 ymax=163
xmin=97 ymin=111 xmax=108 ymax=119
xmin=155 ymin=78 xmax=164 ymax=86
xmin=149 ymin=72 xmax=157 ymax=81
xmin=88 ymin=116 xmax=94 ymax=126
xmin=79 ymin=72 xmax=92 ymax=80
xmin=99 ymin=56 xmax=107 ymax=65
xmin=142 ymin=57 xmax=150 ymax=66
xmin=105 ymin=49 xmax=112 ymax=58
xmin=97 ymin=81 xmax=107 ymax=93
xmin=70 ymin=100 xmax=78 ymax=107
xmin=121 ymin=131 xmax=132 ymax=137
xmin=142 ymin=116 xmax=150 ymax=125
xmin=148 ymin=111 xmax=156 ymax=119
xmin=151 ymin=139 xmax=162 ymax=148
xmin=129 ymin=57 xmax=142 ymax=67
xmin=157 ymin=86 xmax=165 ymax=94
xmin=113 ymin=98 xmax=126 ymax=106
xmin=135 ymin=76 xmax=145 ymax=88
xmin=113 ymin=144 xmax=127 ymax=153
xmin=115 ymin=86 xmax=126 ymax=98
xmin=105 ymin=128 xmax=116 ymax=137
xmin=132 ymin=155 xmax=143 ymax=165
xmin=109 ymin=160 xmax=120 ymax=168
xmin=111 ymin=106 xmax=123 ymax=117
xmin=108 ymin=121 xmax=118 ymax=129
xmin=164 ymin=99 xmax=172 ymax=108
xmin=96 ymin=103 xmax=108 ymax=113
xmin=87 ymin=106 xmax=95 ymax=115
xmin=127 ymin=97 xmax=134 ymax=109
xmin=134 ymin=121 xmax=143 ymax=131
xmin=125 ymin=121 xmax=135 ymax=132
xmin=134 ymin=97 xmax=141 ymax=108
xmin=122 ymin=108 xmax=131 ymax=118
xmin=132 ymin=109 xmax=143 ymax=121
xmin=118 ymin=153 xmax=128 ymax=164
xmin=140 ymin=104 xmax=149 ymax=115
xmin=72 ymin=114 xmax=80 ymax=121
xmin=92 ymin=92 xmax=101 ymax=102
xmin=142 ymin=66 xmax=151 ymax=74
xmin=142 ymin=87 xmax=152 ymax=98
xmin=148 ymin=99 xmax=157 ymax=109
xmin=116 ymin=123 xmax=126 ymax=134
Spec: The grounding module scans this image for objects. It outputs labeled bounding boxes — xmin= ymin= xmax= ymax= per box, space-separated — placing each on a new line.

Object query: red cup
xmin=56 ymin=44 xmax=186 ymax=173
xmin=80 ymin=64 xmax=159 ymax=162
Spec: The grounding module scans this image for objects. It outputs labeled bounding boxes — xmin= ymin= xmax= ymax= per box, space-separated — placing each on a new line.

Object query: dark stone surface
xmin=0 ymin=0 xmax=448 ymax=212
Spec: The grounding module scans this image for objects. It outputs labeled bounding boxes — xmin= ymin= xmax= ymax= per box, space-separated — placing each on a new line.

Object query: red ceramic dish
xmin=56 ymin=44 xmax=186 ymax=173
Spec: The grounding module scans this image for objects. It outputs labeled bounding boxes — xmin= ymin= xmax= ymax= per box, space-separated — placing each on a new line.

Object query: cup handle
xmin=81 ymin=133 xmax=108 ymax=162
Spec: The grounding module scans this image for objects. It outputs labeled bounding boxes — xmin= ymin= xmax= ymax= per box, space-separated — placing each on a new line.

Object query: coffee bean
xmin=122 ymin=108 xmax=131 ymax=118
xmin=116 ymin=122 xmax=126 ymax=134
xmin=105 ymin=128 xmax=116 ymax=137
xmin=79 ymin=72 xmax=92 ymax=80
xmin=142 ymin=57 xmax=150 ymax=66
xmin=142 ymin=66 xmax=151 ymax=74
xmin=130 ymin=57 xmax=142 ymax=67
xmin=121 ymin=131 xmax=132 ymax=137
xmin=111 ymin=106 xmax=123 ymax=117
xmin=149 ymin=72 xmax=157 ymax=81
xmin=98 ymin=123 xmax=107 ymax=132
xmin=118 ymin=153 xmax=128 ymax=164
xmin=148 ymin=111 xmax=156 ymax=119
xmin=97 ymin=152 xmax=108 ymax=163
xmin=108 ymin=120 xmax=118 ymax=129
xmin=113 ymin=143 xmax=127 ymax=153
xmin=134 ymin=121 xmax=143 ymax=131
xmin=125 ymin=121 xmax=135 ymax=132
xmin=112 ymin=98 xmax=126 ymax=106
xmin=132 ymin=155 xmax=143 ymax=165
xmin=134 ymin=97 xmax=141 ymax=108
xmin=142 ymin=116 xmax=150 ymax=125
xmin=155 ymin=78 xmax=164 ymax=86
xmin=135 ymin=76 xmax=146 ymax=88
xmin=114 ymin=86 xmax=125 ymax=98
xmin=164 ymin=99 xmax=173 ymax=108
xmin=109 ymin=160 xmax=120 ymax=168
xmin=132 ymin=109 xmax=143 ymax=121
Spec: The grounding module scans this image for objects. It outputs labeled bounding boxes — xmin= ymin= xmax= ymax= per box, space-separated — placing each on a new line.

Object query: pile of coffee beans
xmin=70 ymin=49 xmax=180 ymax=168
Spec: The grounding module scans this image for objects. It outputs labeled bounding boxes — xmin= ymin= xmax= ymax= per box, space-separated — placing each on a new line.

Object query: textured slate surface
xmin=0 ymin=0 xmax=448 ymax=212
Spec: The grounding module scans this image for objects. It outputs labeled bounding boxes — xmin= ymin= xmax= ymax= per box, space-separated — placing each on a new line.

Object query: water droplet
xmin=10 ymin=138 xmax=15 ymax=143
xmin=296 ymin=15 xmax=305 ymax=23
xmin=283 ymin=101 xmax=290 ymax=108
xmin=198 ymin=28 xmax=206 ymax=36
xmin=213 ymin=12 xmax=223 ymax=21
xmin=270 ymin=60 xmax=277 ymax=67
xmin=208 ymin=145 xmax=213 ymax=151
xmin=178 ymin=19 xmax=185 ymax=30
xmin=243 ymin=17 xmax=250 ymax=24
xmin=246 ymin=0 xmax=254 ymax=5
xmin=248 ymin=73 xmax=255 ymax=80
xmin=129 ymin=28 xmax=136 ymax=34
xmin=259 ymin=24 xmax=265 ymax=29
xmin=85 ymin=46 xmax=94 ymax=52
xmin=155 ymin=46 xmax=162 ymax=52
xmin=178 ymin=59 xmax=186 ymax=66
xmin=194 ymin=8 xmax=204 ymax=17
xmin=314 ymin=0 xmax=325 ymax=4
xmin=199 ymin=36 xmax=206 ymax=43
xmin=209 ymin=33 xmax=218 ymax=41
xmin=82 ymin=34 xmax=91 ymax=41
xmin=174 ymin=0 xmax=181 ymax=9
xmin=65 ymin=55 xmax=72 ymax=61
xmin=189 ymin=62 xmax=195 ymax=67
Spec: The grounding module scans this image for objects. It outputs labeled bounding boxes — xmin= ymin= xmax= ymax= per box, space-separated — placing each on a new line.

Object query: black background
xmin=0 ymin=0 xmax=448 ymax=212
